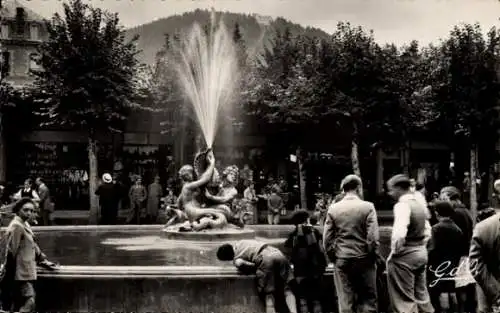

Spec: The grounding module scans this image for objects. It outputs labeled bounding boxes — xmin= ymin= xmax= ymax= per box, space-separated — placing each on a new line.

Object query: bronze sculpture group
xmin=164 ymin=149 xmax=250 ymax=232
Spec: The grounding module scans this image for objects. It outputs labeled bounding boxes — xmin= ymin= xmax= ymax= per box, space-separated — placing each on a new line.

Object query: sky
xmin=19 ymin=0 xmax=500 ymax=46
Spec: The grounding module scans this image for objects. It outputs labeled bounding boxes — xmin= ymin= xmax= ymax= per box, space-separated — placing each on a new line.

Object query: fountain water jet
xmin=163 ymin=12 xmax=253 ymax=236
xmin=175 ymin=12 xmax=239 ymax=149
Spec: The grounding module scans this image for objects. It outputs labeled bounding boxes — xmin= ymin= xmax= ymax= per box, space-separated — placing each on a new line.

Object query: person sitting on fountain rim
xmin=216 ymin=240 xmax=298 ymax=313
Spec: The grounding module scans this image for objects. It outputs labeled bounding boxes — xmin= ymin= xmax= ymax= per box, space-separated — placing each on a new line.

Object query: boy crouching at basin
xmin=217 ymin=240 xmax=298 ymax=313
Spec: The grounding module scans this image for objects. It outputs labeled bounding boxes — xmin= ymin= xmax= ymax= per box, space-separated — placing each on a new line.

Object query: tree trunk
xmin=88 ymin=136 xmax=99 ymax=224
xmin=470 ymin=145 xmax=478 ymax=223
xmin=375 ymin=146 xmax=384 ymax=194
xmin=0 ymin=129 xmax=6 ymax=182
xmin=351 ymin=122 xmax=363 ymax=198
xmin=400 ymin=138 xmax=411 ymax=175
xmin=296 ymin=146 xmax=307 ymax=210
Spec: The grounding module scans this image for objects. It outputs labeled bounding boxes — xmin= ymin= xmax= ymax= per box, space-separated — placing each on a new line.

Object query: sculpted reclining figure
xmin=166 ymin=150 xmax=243 ymax=231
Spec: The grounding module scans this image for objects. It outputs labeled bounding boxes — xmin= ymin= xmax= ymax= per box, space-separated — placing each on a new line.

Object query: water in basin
xmin=0 ymin=227 xmax=392 ymax=266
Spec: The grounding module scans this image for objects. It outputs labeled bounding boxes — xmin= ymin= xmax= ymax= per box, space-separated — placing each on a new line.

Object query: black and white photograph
xmin=0 ymin=0 xmax=499 ymax=312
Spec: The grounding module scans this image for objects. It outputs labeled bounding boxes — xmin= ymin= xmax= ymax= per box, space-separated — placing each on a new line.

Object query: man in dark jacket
xmin=284 ymin=209 xmax=326 ymax=313
xmin=439 ymin=186 xmax=476 ymax=312
xmin=427 ymin=200 xmax=464 ymax=313
xmin=95 ymin=173 xmax=120 ymax=225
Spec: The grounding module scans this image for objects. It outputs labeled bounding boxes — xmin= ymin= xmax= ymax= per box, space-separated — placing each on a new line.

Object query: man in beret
xmin=386 ymin=174 xmax=433 ymax=313
xmin=323 ymin=174 xmax=379 ymax=313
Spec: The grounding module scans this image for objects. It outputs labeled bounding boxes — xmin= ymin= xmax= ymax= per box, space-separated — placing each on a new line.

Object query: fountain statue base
xmin=162 ymin=224 xmax=256 ymax=242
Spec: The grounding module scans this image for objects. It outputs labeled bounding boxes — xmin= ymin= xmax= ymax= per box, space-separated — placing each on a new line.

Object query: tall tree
xmin=378 ymin=41 xmax=438 ymax=175
xmin=431 ymin=24 xmax=500 ymax=219
xmin=327 ymin=23 xmax=385 ymax=190
xmin=33 ymin=0 xmax=141 ymax=223
xmin=245 ymin=30 xmax=323 ymax=208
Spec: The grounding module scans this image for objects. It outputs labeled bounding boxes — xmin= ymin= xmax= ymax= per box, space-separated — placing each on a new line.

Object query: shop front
xmin=12 ymin=131 xmax=175 ymax=211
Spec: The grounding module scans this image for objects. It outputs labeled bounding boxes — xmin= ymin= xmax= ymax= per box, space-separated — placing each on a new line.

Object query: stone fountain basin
xmin=9 ymin=224 xmax=393 ymax=312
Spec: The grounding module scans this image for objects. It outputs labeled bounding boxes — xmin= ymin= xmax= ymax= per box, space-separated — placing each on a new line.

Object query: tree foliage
xmin=431 ymin=23 xmax=500 ymax=141
xmin=32 ymin=0 xmax=142 ymax=134
xmin=244 ymin=29 xmax=322 ymax=140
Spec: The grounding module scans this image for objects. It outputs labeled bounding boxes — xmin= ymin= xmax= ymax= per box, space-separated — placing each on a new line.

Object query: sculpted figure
xmin=169 ymin=149 xmax=242 ymax=232
xmin=205 ymin=165 xmax=246 ymax=227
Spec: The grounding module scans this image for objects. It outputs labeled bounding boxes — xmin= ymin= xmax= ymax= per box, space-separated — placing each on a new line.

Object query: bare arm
xmin=234 ymin=258 xmax=255 ymax=268
xmin=469 ymin=229 xmax=500 ymax=304
xmin=423 ymin=220 xmax=432 ymax=243
xmin=186 ymin=154 xmax=216 ymax=190
xmin=206 ymin=188 xmax=237 ymax=204
xmin=175 ymin=195 xmax=182 ymax=210
xmin=391 ymin=202 xmax=411 ymax=254
xmin=12 ymin=190 xmax=22 ymax=200
xmin=31 ymin=190 xmax=40 ymax=201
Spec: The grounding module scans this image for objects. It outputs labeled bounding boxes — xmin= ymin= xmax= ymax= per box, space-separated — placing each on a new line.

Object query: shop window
xmin=29 ymin=53 xmax=41 ymax=73
xmin=30 ymin=24 xmax=39 ymax=40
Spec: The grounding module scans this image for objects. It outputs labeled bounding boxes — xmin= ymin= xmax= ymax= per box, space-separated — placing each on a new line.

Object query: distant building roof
xmin=1 ymin=0 xmax=45 ymax=22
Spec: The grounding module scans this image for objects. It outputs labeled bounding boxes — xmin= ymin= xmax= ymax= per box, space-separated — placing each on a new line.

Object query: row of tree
xmin=2 ymin=0 xmax=499 ymax=221
xmin=241 ymin=23 xmax=500 ymax=217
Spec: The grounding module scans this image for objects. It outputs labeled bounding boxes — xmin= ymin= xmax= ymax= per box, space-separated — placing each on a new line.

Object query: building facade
xmin=0 ymin=0 xmax=46 ymax=86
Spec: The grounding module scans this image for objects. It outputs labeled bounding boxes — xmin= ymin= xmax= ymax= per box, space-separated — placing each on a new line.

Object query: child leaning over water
xmin=216 ymin=240 xmax=297 ymax=313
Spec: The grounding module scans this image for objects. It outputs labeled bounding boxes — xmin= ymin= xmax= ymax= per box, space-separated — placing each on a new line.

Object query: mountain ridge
xmin=124 ymin=9 xmax=331 ymax=65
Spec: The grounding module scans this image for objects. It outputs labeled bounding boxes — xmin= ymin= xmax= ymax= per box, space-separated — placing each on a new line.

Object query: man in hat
xmin=323 ymin=174 xmax=379 ymax=313
xmin=95 ymin=173 xmax=120 ymax=225
xmin=386 ymin=174 xmax=433 ymax=313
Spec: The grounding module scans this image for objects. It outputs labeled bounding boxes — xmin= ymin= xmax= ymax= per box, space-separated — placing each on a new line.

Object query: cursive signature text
xmin=427 ymin=258 xmax=479 ymax=287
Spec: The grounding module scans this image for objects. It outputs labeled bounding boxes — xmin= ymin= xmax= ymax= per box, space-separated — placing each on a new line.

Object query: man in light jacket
xmin=323 ymin=174 xmax=379 ymax=313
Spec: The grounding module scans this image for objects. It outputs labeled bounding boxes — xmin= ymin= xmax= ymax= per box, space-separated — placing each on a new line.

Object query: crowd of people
xmin=4 ymin=166 xmax=500 ymax=313
xmin=216 ymin=173 xmax=500 ymax=313
xmin=94 ymin=162 xmax=294 ymax=226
